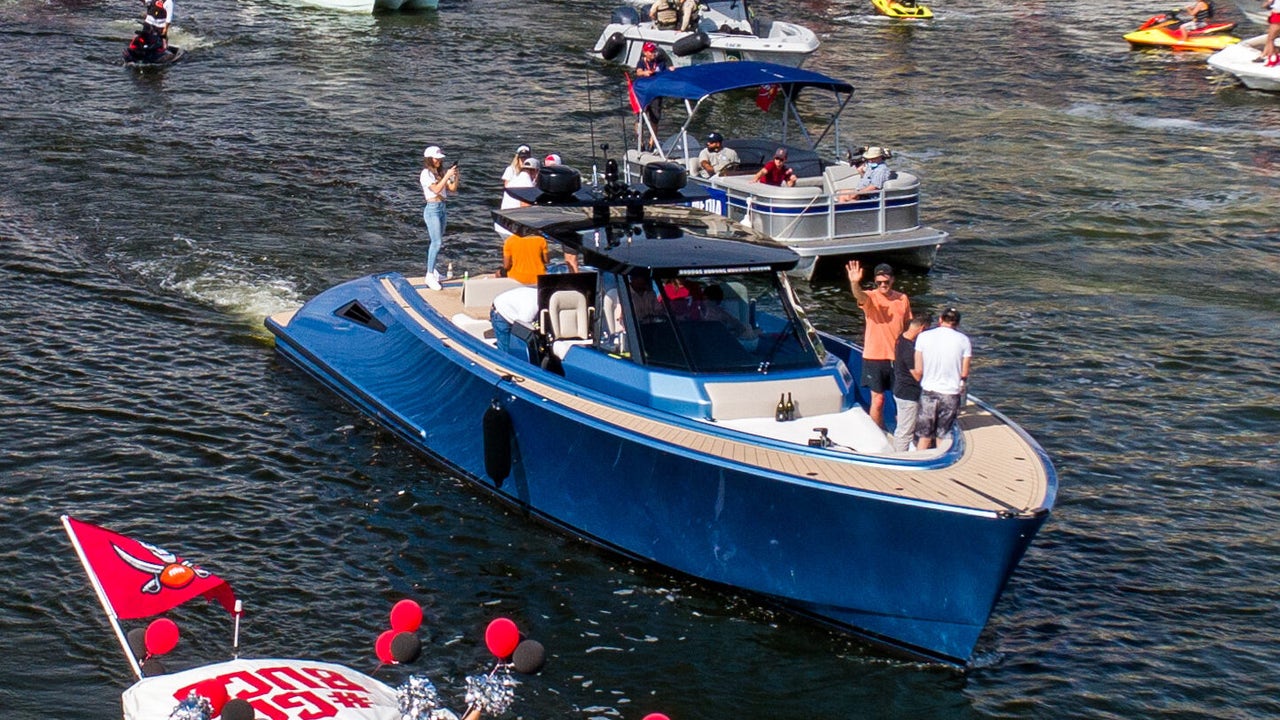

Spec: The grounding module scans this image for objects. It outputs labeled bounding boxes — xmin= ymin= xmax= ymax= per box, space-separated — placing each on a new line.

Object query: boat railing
xmin=703 ymin=173 xmax=923 ymax=244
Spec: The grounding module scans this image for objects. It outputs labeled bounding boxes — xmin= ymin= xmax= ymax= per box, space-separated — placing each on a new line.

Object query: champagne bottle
xmin=775 ymin=393 xmax=787 ymax=422
xmin=785 ymin=392 xmax=795 ymax=421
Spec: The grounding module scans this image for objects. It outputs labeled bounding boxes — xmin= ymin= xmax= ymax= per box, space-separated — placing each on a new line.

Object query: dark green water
xmin=1 ymin=0 xmax=1277 ymax=717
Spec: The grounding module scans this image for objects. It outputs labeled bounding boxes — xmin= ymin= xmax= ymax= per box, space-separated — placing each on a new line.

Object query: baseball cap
xmin=423 ymin=146 xmax=445 ymax=159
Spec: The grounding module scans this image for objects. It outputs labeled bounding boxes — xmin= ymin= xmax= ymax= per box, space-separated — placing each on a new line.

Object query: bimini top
xmin=631 ymin=61 xmax=854 ymax=111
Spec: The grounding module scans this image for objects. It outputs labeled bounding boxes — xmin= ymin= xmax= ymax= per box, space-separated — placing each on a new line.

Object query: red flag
xmin=756 ymin=84 xmax=780 ymax=112
xmin=63 ymin=516 xmax=236 ymax=620
xmin=626 ymin=72 xmax=642 ymax=115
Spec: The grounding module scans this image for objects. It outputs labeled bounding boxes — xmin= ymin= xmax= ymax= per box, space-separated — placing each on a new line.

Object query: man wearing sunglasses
xmin=846 ymin=260 xmax=913 ymax=430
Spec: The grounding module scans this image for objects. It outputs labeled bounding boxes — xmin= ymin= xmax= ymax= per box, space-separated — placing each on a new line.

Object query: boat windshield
xmin=614 ymin=270 xmax=824 ymax=373
xmin=706 ymin=0 xmax=752 ymax=23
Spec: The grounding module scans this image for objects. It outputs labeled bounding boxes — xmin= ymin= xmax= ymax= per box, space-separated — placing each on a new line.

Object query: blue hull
xmin=267 ymin=272 xmax=1051 ymax=665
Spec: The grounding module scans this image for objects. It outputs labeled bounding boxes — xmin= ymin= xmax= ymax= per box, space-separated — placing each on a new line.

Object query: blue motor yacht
xmin=265 ymin=161 xmax=1055 ymax=665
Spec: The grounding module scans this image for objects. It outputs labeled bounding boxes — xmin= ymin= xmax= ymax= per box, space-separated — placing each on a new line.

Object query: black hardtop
xmin=495 ymin=203 xmax=798 ymax=278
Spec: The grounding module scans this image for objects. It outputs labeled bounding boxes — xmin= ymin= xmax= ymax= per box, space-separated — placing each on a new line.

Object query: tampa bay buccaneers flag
xmin=626 ymin=72 xmax=642 ymax=114
xmin=62 ymin=515 xmax=236 ymax=620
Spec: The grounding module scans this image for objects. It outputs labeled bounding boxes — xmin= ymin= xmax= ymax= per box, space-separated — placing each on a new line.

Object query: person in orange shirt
xmin=502 ymin=234 xmax=548 ymax=285
xmin=846 ymin=260 xmax=912 ymax=429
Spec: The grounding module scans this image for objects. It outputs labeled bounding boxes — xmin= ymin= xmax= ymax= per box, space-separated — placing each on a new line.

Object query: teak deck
xmin=375 ymin=275 xmax=1050 ymax=516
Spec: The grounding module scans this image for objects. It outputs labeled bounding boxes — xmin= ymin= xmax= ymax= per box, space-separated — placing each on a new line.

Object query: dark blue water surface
xmin=1 ymin=0 xmax=1277 ymax=717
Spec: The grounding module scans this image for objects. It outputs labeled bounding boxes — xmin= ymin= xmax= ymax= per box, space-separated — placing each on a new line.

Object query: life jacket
xmin=1193 ymin=0 xmax=1213 ymax=22
xmin=653 ymin=0 xmax=680 ymax=27
xmin=146 ymin=0 xmax=169 ymax=24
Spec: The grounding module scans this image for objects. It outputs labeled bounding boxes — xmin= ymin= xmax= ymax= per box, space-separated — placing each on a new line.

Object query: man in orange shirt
xmin=502 ymin=234 xmax=548 ymax=285
xmin=846 ymin=260 xmax=912 ymax=429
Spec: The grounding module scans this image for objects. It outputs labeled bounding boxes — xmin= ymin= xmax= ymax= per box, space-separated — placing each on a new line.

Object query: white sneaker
xmin=425 ymin=271 xmax=441 ymax=291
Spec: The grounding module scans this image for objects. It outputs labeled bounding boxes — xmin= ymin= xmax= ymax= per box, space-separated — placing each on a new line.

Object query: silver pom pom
xmin=464 ymin=669 xmax=518 ymax=715
xmin=169 ymin=690 xmax=212 ymax=720
xmin=397 ymin=675 xmax=442 ymax=720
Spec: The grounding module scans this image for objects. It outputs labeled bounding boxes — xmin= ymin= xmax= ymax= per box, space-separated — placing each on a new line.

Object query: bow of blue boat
xmin=265 ymin=162 xmax=1056 ymax=665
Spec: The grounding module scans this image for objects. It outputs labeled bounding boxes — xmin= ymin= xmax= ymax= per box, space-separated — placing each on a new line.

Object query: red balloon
xmin=193 ymin=678 xmax=228 ymax=715
xmin=375 ymin=629 xmax=398 ymax=664
xmin=484 ymin=617 xmax=520 ymax=659
xmin=642 ymin=715 xmax=671 ymax=720
xmin=144 ymin=618 xmax=180 ymax=656
xmin=390 ymin=599 xmax=423 ymax=633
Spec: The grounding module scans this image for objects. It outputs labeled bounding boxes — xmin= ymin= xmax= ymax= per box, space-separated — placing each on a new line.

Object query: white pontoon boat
xmin=627 ymin=61 xmax=951 ymax=279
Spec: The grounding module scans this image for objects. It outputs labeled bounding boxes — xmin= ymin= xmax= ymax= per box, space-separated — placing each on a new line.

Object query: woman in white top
xmin=420 ymin=145 xmax=460 ymax=291
xmin=501 ymin=144 xmax=531 ymax=185
xmin=494 ymin=157 xmax=538 ymax=238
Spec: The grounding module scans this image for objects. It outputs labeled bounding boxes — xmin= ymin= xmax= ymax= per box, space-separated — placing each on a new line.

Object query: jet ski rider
xmin=1178 ymin=0 xmax=1213 ymax=36
xmin=143 ymin=0 xmax=173 ymax=45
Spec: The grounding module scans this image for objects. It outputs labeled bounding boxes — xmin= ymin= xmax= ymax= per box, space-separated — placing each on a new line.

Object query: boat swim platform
xmin=331 ymin=274 xmax=1051 ymax=517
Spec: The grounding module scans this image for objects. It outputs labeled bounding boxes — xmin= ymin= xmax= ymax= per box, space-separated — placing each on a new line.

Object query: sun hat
xmin=544 ymin=153 xmax=562 ymax=166
xmin=423 ymin=146 xmax=446 ymax=159
xmin=516 ymin=144 xmax=531 ymax=156
xmin=522 ymin=157 xmax=541 ymax=170
xmin=643 ymin=41 xmax=658 ymax=52
xmin=863 ymin=146 xmax=887 ymax=160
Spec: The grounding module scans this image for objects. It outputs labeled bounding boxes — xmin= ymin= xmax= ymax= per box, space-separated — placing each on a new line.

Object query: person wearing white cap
xmin=501 ymin=145 xmax=532 ymax=186
xmin=420 ymin=145 xmax=460 ymax=291
xmin=839 ymin=147 xmax=891 ymax=200
xmin=495 ymin=157 xmax=538 ymax=239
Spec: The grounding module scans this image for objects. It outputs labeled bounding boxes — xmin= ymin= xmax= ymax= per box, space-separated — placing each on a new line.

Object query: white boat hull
xmin=594 ymin=22 xmax=819 ymax=67
xmin=1209 ymin=35 xmax=1280 ymax=91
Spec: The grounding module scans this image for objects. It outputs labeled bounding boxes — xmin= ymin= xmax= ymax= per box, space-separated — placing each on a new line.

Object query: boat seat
xmin=462 ymin=276 xmax=524 ymax=309
xmin=451 ymin=313 xmax=493 ymax=343
xmin=718 ymin=281 xmax=749 ymax=328
xmin=704 ymin=374 xmax=846 ymax=421
xmin=543 ymin=289 xmax=593 ymax=358
xmin=601 ymin=289 xmax=627 ymax=355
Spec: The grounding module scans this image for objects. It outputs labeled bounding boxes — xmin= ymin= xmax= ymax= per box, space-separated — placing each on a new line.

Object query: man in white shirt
xmin=911 ymin=307 xmax=971 ymax=450
xmin=697 ymin=132 xmax=739 ymax=178
xmin=490 ymin=286 xmax=539 ymax=353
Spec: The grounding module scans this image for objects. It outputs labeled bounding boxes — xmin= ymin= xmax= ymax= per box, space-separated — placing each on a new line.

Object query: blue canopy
xmin=631 ymin=61 xmax=854 ymax=111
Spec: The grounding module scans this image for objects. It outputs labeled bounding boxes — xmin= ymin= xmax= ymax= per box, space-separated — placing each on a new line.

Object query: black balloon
xmin=140 ymin=657 xmax=167 ymax=676
xmin=222 ymin=698 xmax=255 ymax=720
xmin=512 ymin=639 xmax=546 ymax=674
xmin=390 ymin=632 xmax=421 ymax=664
xmin=127 ymin=627 xmax=147 ymax=659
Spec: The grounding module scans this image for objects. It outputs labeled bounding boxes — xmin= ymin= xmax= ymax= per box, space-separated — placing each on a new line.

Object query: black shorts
xmin=861 ymin=359 xmax=894 ymax=393
xmin=918 ymin=390 xmax=961 ymax=439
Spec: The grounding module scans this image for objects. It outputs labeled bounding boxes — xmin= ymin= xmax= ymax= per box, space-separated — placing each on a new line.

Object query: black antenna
xmin=587 ymin=69 xmax=598 ymax=179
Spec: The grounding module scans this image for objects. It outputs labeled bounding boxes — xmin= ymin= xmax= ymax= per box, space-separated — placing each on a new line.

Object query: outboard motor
xmin=610 ymin=6 xmax=641 ymax=25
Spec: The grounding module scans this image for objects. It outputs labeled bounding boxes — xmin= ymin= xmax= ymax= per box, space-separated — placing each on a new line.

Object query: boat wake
xmin=110 ymin=235 xmax=302 ymax=329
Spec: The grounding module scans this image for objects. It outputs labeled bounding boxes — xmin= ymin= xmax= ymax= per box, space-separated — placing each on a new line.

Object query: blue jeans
xmin=423 ymin=201 xmax=446 ymax=275
xmin=490 ymin=306 xmax=512 ymax=353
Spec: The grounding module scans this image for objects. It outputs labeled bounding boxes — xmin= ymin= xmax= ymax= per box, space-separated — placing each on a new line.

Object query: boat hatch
xmin=335 ymin=300 xmax=386 ymax=332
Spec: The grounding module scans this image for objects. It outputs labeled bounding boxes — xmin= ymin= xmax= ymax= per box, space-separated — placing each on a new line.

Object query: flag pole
xmin=61 ymin=515 xmax=144 ymax=680
xmin=232 ymin=599 xmax=242 ymax=658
